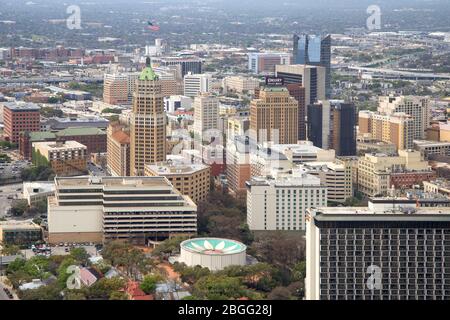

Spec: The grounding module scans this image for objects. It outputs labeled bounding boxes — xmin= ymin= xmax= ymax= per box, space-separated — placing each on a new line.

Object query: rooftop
xmin=3 ymin=102 xmax=40 ymax=111
xmin=248 ymin=172 xmax=322 ymax=187
xmin=33 ymin=140 xmax=87 ymax=150
xmin=181 ymin=238 xmax=246 ymax=255
xmin=0 ymin=219 xmax=41 ymax=231
xmin=146 ymin=161 xmax=209 ymax=175
xmin=55 ymin=176 xmax=174 ymax=189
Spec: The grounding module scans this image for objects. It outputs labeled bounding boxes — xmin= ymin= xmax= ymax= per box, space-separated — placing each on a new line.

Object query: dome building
xmin=179 ymin=238 xmax=247 ymax=271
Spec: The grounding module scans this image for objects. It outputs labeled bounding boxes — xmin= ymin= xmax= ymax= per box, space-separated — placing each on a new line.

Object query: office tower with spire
xmin=130 ymin=58 xmax=167 ymax=176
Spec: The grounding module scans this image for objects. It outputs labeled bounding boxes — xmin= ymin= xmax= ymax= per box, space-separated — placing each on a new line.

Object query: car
xmin=64 ymin=248 xmax=69 ymax=253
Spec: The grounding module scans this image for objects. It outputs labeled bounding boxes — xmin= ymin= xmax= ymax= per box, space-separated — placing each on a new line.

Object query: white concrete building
xmin=184 ymin=73 xmax=211 ymax=97
xmin=47 ymin=176 xmax=197 ymax=244
xmin=246 ymin=171 xmax=327 ymax=232
xmin=179 ymin=238 xmax=247 ymax=271
xmin=300 ymin=160 xmax=353 ymax=203
xmin=269 ymin=141 xmax=336 ymax=165
xmin=164 ymin=95 xmax=192 ymax=113
xmin=23 ymin=182 xmax=55 ymax=206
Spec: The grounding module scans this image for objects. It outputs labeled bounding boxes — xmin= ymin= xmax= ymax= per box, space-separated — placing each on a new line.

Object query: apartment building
xmin=32 ymin=140 xmax=88 ymax=176
xmin=378 ymin=95 xmax=430 ymax=140
xmin=359 ymin=111 xmax=415 ymax=151
xmin=47 ymin=176 xmax=197 ymax=244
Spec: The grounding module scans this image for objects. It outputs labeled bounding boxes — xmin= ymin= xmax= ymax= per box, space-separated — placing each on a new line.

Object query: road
xmin=88 ymin=162 xmax=108 ymax=177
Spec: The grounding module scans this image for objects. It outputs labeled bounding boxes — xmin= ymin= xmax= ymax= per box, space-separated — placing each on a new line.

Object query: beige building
xmin=130 ymin=62 xmax=167 ymax=176
xmin=250 ymin=86 xmax=299 ymax=144
xmin=107 ymin=123 xmax=130 ymax=177
xmin=423 ymin=179 xmax=450 ymax=197
xmin=32 ymin=140 xmax=87 ymax=177
xmin=47 ymin=176 xmax=197 ymax=244
xmin=222 ymin=76 xmax=260 ymax=94
xmin=440 ymin=123 xmax=450 ymax=142
xmin=227 ymin=115 xmax=250 ymax=141
xmin=193 ymin=93 xmax=219 ymax=143
xmin=103 ymin=73 xmax=139 ymax=105
xmin=378 ymin=95 xmax=430 ymax=140
xmin=357 ymin=150 xmax=430 ymax=197
xmin=144 ymin=159 xmax=210 ymax=205
xmin=359 ymin=110 xmax=414 ymax=150
xmin=300 ymin=160 xmax=353 ymax=203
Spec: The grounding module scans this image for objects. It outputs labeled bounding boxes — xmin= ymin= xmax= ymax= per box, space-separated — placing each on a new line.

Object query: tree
xmin=152 ymin=236 xmax=188 ymax=258
xmin=109 ymin=291 xmax=128 ymax=300
xmin=85 ymin=277 xmax=126 ymax=300
xmin=69 ymin=248 xmax=90 ymax=266
xmin=193 ymin=275 xmax=247 ymax=300
xmin=34 ymin=199 xmax=48 ymax=214
xmin=1 ymin=245 xmax=21 ymax=256
xmin=20 ymin=282 xmax=62 ymax=300
xmin=10 ymin=199 xmax=29 ymax=216
xmin=292 ymin=261 xmax=306 ymax=282
xmin=140 ymin=274 xmax=162 ymax=294
xmin=102 ymin=241 xmax=150 ymax=280
xmin=251 ymin=233 xmax=305 ymax=270
xmin=267 ymin=286 xmax=292 ymax=300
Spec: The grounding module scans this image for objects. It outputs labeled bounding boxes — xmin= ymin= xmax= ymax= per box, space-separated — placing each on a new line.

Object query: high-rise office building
xmin=130 ymin=59 xmax=167 ymax=176
xmin=293 ymin=34 xmax=331 ymax=97
xmin=306 ymin=201 xmax=450 ymax=300
xmin=2 ymin=102 xmax=41 ymax=144
xmin=275 ymin=64 xmax=326 ymax=108
xmin=378 ymin=96 xmax=430 ymax=140
xmin=307 ymin=100 xmax=331 ymax=150
xmin=250 ymin=86 xmax=299 ymax=144
xmin=184 ymin=73 xmax=211 ymax=97
xmin=193 ymin=93 xmax=219 ymax=143
xmin=103 ymin=72 xmax=139 ymax=105
xmin=152 ymin=56 xmax=202 ymax=77
xmin=286 ymin=84 xmax=307 ymax=140
xmin=330 ymin=102 xmax=356 ymax=156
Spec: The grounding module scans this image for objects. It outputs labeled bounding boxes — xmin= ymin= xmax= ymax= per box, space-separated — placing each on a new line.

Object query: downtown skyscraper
xmin=130 ymin=58 xmax=167 ymax=176
xmin=293 ymin=34 xmax=331 ymax=98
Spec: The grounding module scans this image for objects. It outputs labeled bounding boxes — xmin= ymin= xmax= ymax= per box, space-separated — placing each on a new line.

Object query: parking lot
xmin=0 ymin=182 xmax=24 ymax=218
xmin=21 ymin=245 xmax=100 ymax=259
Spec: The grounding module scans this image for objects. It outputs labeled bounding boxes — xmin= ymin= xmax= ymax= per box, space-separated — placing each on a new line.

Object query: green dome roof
xmin=181 ymin=238 xmax=246 ymax=255
xmin=139 ymin=66 xmax=159 ymax=81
